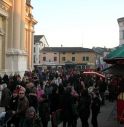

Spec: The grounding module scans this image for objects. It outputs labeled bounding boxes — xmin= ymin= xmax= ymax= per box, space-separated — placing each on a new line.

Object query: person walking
xmin=7 ymin=87 xmax=29 ymax=127
xmin=78 ymin=89 xmax=91 ymax=127
xmin=38 ymin=94 xmax=50 ymax=127
xmin=23 ymin=106 xmax=42 ymax=127
xmin=49 ymin=85 xmax=60 ymax=127
xmin=62 ymin=86 xmax=74 ymax=127
xmin=91 ymin=89 xmax=101 ymax=127
xmin=0 ymin=83 xmax=11 ymax=112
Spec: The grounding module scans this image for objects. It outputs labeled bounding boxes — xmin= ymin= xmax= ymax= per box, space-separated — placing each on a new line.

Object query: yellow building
xmin=41 ymin=47 xmax=97 ymax=69
xmin=0 ymin=0 xmax=37 ymax=76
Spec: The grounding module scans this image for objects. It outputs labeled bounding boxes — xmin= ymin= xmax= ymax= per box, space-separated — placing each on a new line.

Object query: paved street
xmin=91 ymin=100 xmax=123 ymax=127
xmin=57 ymin=100 xmax=124 ymax=127
xmin=0 ymin=99 xmax=124 ymax=127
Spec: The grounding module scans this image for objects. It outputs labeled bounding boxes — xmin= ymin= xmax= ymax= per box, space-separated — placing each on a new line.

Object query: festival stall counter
xmin=117 ymin=92 xmax=124 ymax=122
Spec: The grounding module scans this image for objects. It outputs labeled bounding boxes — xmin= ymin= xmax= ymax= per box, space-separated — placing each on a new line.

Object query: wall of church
xmin=0 ymin=0 xmax=37 ymax=76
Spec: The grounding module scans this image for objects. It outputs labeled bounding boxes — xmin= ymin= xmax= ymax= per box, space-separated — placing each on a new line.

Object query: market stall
xmin=103 ymin=44 xmax=124 ymax=122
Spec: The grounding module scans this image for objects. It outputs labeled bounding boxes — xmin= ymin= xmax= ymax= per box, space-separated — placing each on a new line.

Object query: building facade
xmin=118 ymin=17 xmax=124 ymax=45
xmin=34 ymin=35 xmax=49 ymax=66
xmin=40 ymin=47 xmax=97 ymax=69
xmin=40 ymin=47 xmax=60 ymax=66
xmin=0 ymin=0 xmax=37 ymax=76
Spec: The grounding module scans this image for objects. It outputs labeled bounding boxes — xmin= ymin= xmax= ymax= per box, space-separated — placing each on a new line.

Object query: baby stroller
xmin=0 ymin=111 xmax=15 ymax=127
xmin=0 ymin=112 xmax=6 ymax=127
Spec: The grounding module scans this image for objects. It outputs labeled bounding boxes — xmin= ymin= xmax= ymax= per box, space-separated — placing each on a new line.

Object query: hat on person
xmin=26 ymin=106 xmax=36 ymax=118
xmin=26 ymin=106 xmax=36 ymax=113
xmin=19 ymin=86 xmax=26 ymax=93
xmin=2 ymin=83 xmax=7 ymax=89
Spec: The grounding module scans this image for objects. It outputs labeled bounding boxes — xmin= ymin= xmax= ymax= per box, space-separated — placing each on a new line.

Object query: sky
xmin=31 ymin=0 xmax=124 ymax=48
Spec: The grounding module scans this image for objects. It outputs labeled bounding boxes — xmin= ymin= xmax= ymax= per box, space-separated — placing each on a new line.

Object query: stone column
xmin=7 ymin=5 xmax=13 ymax=49
xmin=28 ymin=28 xmax=32 ymax=70
xmin=13 ymin=0 xmax=21 ymax=50
xmin=20 ymin=0 xmax=25 ymax=50
xmin=27 ymin=28 xmax=33 ymax=70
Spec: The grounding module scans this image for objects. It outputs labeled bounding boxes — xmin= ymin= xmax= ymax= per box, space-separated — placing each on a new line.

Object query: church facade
xmin=0 ymin=0 xmax=37 ymax=76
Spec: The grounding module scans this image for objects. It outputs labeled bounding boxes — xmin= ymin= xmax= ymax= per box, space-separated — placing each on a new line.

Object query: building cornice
xmin=6 ymin=49 xmax=28 ymax=56
xmin=0 ymin=0 xmax=11 ymax=17
xmin=3 ymin=0 xmax=12 ymax=6
xmin=25 ymin=16 xmax=37 ymax=25
xmin=117 ymin=17 xmax=124 ymax=23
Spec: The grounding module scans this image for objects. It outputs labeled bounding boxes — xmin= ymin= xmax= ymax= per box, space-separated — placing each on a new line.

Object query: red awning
xmin=83 ymin=71 xmax=105 ymax=78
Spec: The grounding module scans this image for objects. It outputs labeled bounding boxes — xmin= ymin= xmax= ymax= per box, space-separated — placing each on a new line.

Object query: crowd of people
xmin=0 ymin=68 xmax=118 ymax=127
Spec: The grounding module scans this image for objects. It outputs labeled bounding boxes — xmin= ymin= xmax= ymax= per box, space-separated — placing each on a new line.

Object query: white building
xmin=118 ymin=17 xmax=124 ymax=45
xmin=33 ymin=35 xmax=49 ymax=66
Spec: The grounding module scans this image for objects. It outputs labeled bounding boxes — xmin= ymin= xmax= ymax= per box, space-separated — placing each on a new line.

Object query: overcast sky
xmin=31 ymin=0 xmax=124 ymax=48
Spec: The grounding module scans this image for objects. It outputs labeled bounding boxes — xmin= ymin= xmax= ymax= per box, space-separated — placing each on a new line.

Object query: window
xmin=123 ymin=30 xmax=124 ymax=39
xmin=34 ymin=47 xmax=35 ymax=52
xmin=62 ymin=57 xmax=65 ymax=61
xmin=72 ymin=57 xmax=75 ymax=61
xmin=43 ymin=52 xmax=46 ymax=54
xmin=54 ymin=52 xmax=57 ymax=54
xmin=54 ymin=57 xmax=57 ymax=61
xmin=62 ymin=52 xmax=66 ymax=54
xmin=34 ymin=56 xmax=35 ymax=63
xmin=83 ymin=57 xmax=85 ymax=61
xmin=86 ymin=57 xmax=89 ymax=61
xmin=43 ymin=57 xmax=46 ymax=61
xmin=82 ymin=56 xmax=89 ymax=61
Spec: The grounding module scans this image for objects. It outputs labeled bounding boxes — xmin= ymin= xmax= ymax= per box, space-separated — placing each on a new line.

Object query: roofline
xmin=34 ymin=35 xmax=49 ymax=46
xmin=41 ymin=47 xmax=95 ymax=52
xmin=41 ymin=35 xmax=49 ymax=47
xmin=117 ymin=17 xmax=124 ymax=23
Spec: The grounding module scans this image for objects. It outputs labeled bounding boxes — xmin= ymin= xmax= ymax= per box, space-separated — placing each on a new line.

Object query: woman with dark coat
xmin=38 ymin=94 xmax=50 ymax=127
xmin=26 ymin=85 xmax=38 ymax=113
xmin=49 ymin=84 xmax=60 ymax=127
xmin=91 ymin=90 xmax=101 ymax=127
xmin=23 ymin=106 xmax=42 ymax=127
xmin=78 ymin=89 xmax=91 ymax=127
xmin=4 ymin=89 xmax=18 ymax=123
xmin=62 ymin=86 xmax=74 ymax=127
xmin=9 ymin=89 xmax=18 ymax=111
xmin=7 ymin=87 xmax=29 ymax=127
xmin=0 ymin=84 xmax=11 ymax=111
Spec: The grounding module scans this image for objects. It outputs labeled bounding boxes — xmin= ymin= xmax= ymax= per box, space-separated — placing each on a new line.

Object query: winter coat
xmin=0 ymin=87 xmax=11 ymax=108
xmin=38 ymin=98 xmax=50 ymax=122
xmin=23 ymin=115 xmax=42 ymax=127
xmin=27 ymin=94 xmax=38 ymax=112
xmin=91 ymin=95 xmax=101 ymax=115
xmin=78 ymin=94 xmax=91 ymax=118
xmin=9 ymin=95 xmax=18 ymax=111
xmin=16 ymin=96 xmax=29 ymax=117
xmin=49 ymin=92 xmax=59 ymax=113
xmin=62 ymin=92 xmax=74 ymax=121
